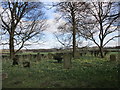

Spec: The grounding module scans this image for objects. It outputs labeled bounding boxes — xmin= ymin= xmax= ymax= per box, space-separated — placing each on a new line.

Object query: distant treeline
xmin=1 ymin=46 xmax=120 ymax=54
xmin=104 ymin=46 xmax=120 ymax=49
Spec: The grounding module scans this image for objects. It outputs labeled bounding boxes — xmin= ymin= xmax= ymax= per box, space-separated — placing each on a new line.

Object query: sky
xmin=0 ymin=2 xmax=119 ymax=50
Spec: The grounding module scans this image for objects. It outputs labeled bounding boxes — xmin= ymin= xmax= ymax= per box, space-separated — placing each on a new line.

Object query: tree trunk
xmin=99 ymin=47 xmax=104 ymax=58
xmin=9 ymin=24 xmax=15 ymax=59
xmin=9 ymin=32 xmax=19 ymax=66
xmin=73 ymin=26 xmax=76 ymax=58
xmin=9 ymin=32 xmax=15 ymax=60
xmin=71 ymin=8 xmax=76 ymax=58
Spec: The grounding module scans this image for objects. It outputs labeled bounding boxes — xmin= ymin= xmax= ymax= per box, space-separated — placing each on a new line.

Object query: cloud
xmin=45 ymin=19 xmax=58 ymax=33
xmin=22 ymin=37 xmax=62 ymax=49
xmin=0 ymin=5 xmax=3 ymax=28
xmin=45 ymin=17 xmax=66 ymax=33
xmin=0 ymin=4 xmax=3 ymax=13
xmin=0 ymin=3 xmax=119 ymax=50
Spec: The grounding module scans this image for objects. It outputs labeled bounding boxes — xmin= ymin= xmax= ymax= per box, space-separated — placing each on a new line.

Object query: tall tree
xmin=0 ymin=2 xmax=46 ymax=60
xmin=78 ymin=2 xmax=120 ymax=58
xmin=54 ymin=2 xmax=88 ymax=58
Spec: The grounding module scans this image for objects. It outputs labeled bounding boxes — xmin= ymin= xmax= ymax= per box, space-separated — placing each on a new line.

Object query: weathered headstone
xmin=63 ymin=53 xmax=72 ymax=69
xmin=53 ymin=53 xmax=63 ymax=63
xmin=110 ymin=54 xmax=116 ymax=61
xmin=23 ymin=61 xmax=30 ymax=68
xmin=94 ymin=51 xmax=97 ymax=57
xmin=37 ymin=53 xmax=42 ymax=61
xmin=23 ymin=55 xmax=26 ymax=59
xmin=2 ymin=73 xmax=8 ymax=80
xmin=15 ymin=55 xmax=19 ymax=59
xmin=90 ymin=51 xmax=94 ymax=56
xmin=33 ymin=54 xmax=37 ymax=61
xmin=26 ymin=54 xmax=30 ymax=60
xmin=96 ymin=50 xmax=99 ymax=56
xmin=80 ymin=53 xmax=83 ymax=56
xmin=29 ymin=54 xmax=32 ymax=59
xmin=44 ymin=54 xmax=48 ymax=60
xmin=84 ymin=52 xmax=87 ymax=56
xmin=74 ymin=52 xmax=80 ymax=59
xmin=118 ymin=53 xmax=120 ymax=63
xmin=104 ymin=50 xmax=109 ymax=56
xmin=12 ymin=57 xmax=19 ymax=65
xmin=48 ymin=53 xmax=53 ymax=59
xmin=40 ymin=54 xmax=45 ymax=59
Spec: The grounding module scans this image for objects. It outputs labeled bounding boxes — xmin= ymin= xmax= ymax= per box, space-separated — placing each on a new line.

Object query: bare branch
xmin=103 ymin=35 xmax=120 ymax=47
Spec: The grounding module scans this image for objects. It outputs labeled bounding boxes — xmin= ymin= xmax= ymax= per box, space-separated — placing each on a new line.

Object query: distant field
xmin=1 ymin=49 xmax=120 ymax=55
xmin=2 ymin=52 xmax=119 ymax=88
xmin=1 ymin=48 xmax=120 ymax=54
xmin=1 ymin=51 xmax=63 ymax=55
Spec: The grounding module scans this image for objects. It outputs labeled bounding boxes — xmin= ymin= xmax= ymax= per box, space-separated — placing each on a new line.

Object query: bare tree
xmin=54 ymin=23 xmax=73 ymax=49
xmin=0 ymin=2 xmax=46 ymax=60
xmin=78 ymin=2 xmax=120 ymax=58
xmin=54 ymin=2 xmax=88 ymax=58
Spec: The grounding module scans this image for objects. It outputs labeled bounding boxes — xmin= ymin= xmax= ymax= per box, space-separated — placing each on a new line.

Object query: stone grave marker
xmin=41 ymin=54 xmax=45 ymax=60
xmin=48 ymin=53 xmax=53 ymax=59
xmin=2 ymin=73 xmax=8 ymax=80
xmin=25 ymin=54 xmax=28 ymax=59
xmin=110 ymin=54 xmax=116 ymax=61
xmin=74 ymin=52 xmax=80 ymax=59
xmin=12 ymin=57 xmax=19 ymax=65
xmin=15 ymin=55 xmax=19 ymax=59
xmin=53 ymin=53 xmax=63 ymax=63
xmin=32 ymin=54 xmax=37 ymax=61
xmin=63 ymin=53 xmax=72 ymax=69
xmin=104 ymin=50 xmax=109 ymax=56
xmin=44 ymin=54 xmax=48 ymax=60
xmin=19 ymin=55 xmax=23 ymax=60
xmin=117 ymin=53 xmax=120 ymax=63
xmin=80 ymin=52 xmax=83 ymax=56
xmin=37 ymin=53 xmax=42 ymax=61
xmin=21 ymin=55 xmax=24 ymax=60
xmin=23 ymin=61 xmax=30 ymax=68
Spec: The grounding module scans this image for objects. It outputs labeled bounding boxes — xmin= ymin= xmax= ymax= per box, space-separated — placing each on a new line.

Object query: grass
xmin=2 ymin=52 xmax=119 ymax=88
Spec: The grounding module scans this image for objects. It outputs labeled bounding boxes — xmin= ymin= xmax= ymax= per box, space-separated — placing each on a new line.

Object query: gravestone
xmin=19 ymin=55 xmax=23 ymax=60
xmin=23 ymin=55 xmax=26 ymax=59
xmin=12 ymin=57 xmax=19 ymax=65
xmin=74 ymin=52 xmax=80 ymax=59
xmin=90 ymin=51 xmax=94 ymax=56
xmin=23 ymin=61 xmax=30 ymax=68
xmin=63 ymin=53 xmax=72 ymax=69
xmin=26 ymin=54 xmax=30 ymax=60
xmin=29 ymin=54 xmax=32 ymax=59
xmin=80 ymin=53 xmax=83 ymax=56
xmin=84 ymin=52 xmax=87 ymax=56
xmin=96 ymin=50 xmax=99 ymax=56
xmin=33 ymin=54 xmax=37 ymax=61
xmin=110 ymin=54 xmax=116 ymax=61
xmin=2 ymin=73 xmax=8 ymax=80
xmin=104 ymin=50 xmax=109 ymax=56
xmin=48 ymin=53 xmax=53 ymax=59
xmin=37 ymin=53 xmax=42 ymax=61
xmin=44 ymin=54 xmax=48 ymax=60
xmin=118 ymin=53 xmax=120 ymax=63
xmin=15 ymin=55 xmax=19 ymax=59
xmin=53 ymin=53 xmax=63 ymax=63
xmin=94 ymin=51 xmax=97 ymax=57
xmin=41 ymin=54 xmax=45 ymax=59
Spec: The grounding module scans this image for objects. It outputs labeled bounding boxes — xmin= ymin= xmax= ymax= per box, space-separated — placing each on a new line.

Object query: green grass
xmin=2 ymin=53 xmax=119 ymax=88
